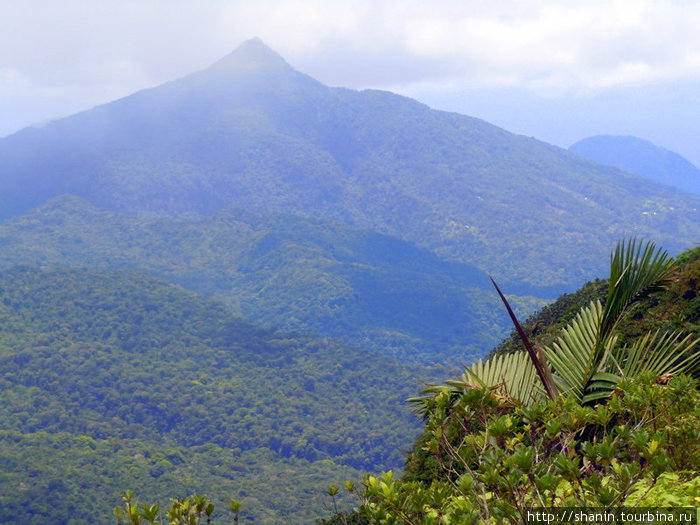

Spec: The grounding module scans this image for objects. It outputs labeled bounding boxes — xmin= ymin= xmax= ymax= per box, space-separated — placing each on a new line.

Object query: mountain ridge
xmin=2 ymin=39 xmax=700 ymax=288
xmin=570 ymin=135 xmax=700 ymax=196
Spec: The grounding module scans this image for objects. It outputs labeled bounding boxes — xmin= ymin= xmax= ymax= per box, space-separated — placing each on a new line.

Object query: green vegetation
xmin=420 ymin=240 xmax=698 ymax=409
xmin=1 ymin=239 xmax=697 ymax=524
xmin=360 ymin=373 xmax=699 ymax=523
xmin=319 ymin=242 xmax=699 ymax=524
xmin=0 ymin=266 xmax=426 ymax=523
xmin=490 ymin=279 xmax=608 ymax=359
xmin=1 ymin=37 xmax=698 ymax=525
xmin=493 ymin=245 xmax=700 ymax=367
xmin=0 ymin=432 xmax=363 ymax=524
xmin=113 ymin=491 xmax=240 ymax=524
xmin=0 ymin=195 xmax=518 ymax=364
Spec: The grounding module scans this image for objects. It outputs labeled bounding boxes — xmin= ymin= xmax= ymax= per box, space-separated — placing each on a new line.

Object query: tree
xmin=114 ymin=493 xmax=237 ymax=525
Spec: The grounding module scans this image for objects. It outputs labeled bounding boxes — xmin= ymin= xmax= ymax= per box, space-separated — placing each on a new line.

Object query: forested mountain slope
xmin=0 ymin=195 xmax=525 ymax=363
xmin=1 ymin=39 xmax=699 ymax=288
xmin=0 ymin=266 xmax=425 ymax=523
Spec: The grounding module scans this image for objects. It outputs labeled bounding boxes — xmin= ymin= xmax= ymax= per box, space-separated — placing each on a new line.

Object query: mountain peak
xmin=570 ymin=134 xmax=700 ymax=196
xmin=206 ymin=38 xmax=291 ymax=75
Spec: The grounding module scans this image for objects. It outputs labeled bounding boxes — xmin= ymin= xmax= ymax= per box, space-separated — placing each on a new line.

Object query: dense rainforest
xmin=54 ymin=242 xmax=699 ymax=525
xmin=0 ymin=234 xmax=695 ymax=524
xmin=0 ymin=266 xmax=429 ymax=523
xmin=0 ymin=195 xmax=519 ymax=365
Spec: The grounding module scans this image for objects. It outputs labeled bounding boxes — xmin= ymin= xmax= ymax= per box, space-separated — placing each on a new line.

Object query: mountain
xmin=0 ymin=265 xmax=425 ymax=523
xmin=0 ymin=195 xmax=531 ymax=364
xmin=2 ymin=39 xmax=700 ymax=288
xmin=570 ymin=135 xmax=700 ymax=196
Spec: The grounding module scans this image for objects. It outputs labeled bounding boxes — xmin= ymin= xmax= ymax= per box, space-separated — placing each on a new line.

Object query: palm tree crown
xmin=413 ymin=239 xmax=699 ymax=412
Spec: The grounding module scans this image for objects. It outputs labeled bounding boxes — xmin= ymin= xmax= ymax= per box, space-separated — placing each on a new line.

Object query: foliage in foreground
xmin=353 ymin=374 xmax=699 ymax=524
xmin=319 ymin=242 xmax=700 ymax=524
xmin=493 ymin=244 xmax=700 ymax=369
xmin=114 ymin=491 xmax=240 ymax=525
xmin=448 ymin=240 xmax=699 ymax=409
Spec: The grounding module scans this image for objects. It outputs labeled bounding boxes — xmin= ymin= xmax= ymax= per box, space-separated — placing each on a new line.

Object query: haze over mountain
xmin=2 ymin=38 xmax=700 ymax=289
xmin=570 ymin=135 xmax=700 ymax=196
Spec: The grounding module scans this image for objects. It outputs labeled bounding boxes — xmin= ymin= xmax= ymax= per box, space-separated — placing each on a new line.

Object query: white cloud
xmin=3 ymin=0 xmax=699 ymax=90
xmin=369 ymin=0 xmax=700 ymax=92
xmin=0 ymin=68 xmax=30 ymax=92
xmin=1 ymin=0 xmax=699 ymax=138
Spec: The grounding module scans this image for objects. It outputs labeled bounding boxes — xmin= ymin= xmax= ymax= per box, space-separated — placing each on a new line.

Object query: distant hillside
xmin=0 ymin=195 xmax=531 ymax=364
xmin=0 ymin=266 xmax=424 ymax=523
xmin=570 ymin=135 xmax=700 ymax=196
xmin=1 ymin=39 xmax=699 ymax=288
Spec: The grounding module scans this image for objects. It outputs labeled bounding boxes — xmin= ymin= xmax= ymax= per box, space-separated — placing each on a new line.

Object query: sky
xmin=1 ymin=0 xmax=699 ymax=165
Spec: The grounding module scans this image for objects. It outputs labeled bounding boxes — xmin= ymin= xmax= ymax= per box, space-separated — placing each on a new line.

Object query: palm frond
xmin=407 ymin=350 xmax=543 ymax=415
xmin=440 ymin=239 xmax=693 ymax=412
xmin=490 ymin=276 xmax=558 ymax=400
xmin=407 ymin=384 xmax=458 ymax=416
xmin=581 ymin=371 xmax=622 ymax=404
xmin=601 ymin=239 xmax=674 ymax=342
xmin=463 ymin=350 xmax=542 ymax=406
xmin=615 ymin=330 xmax=700 ymax=378
xmin=544 ymin=300 xmax=618 ymax=403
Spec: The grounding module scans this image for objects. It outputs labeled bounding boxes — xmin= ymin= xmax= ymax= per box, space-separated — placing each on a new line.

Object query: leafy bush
xmin=357 ymin=373 xmax=699 ymax=524
xmin=114 ymin=491 xmax=240 ymax=524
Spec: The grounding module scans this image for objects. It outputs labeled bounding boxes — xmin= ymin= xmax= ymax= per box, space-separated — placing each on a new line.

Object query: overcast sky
xmin=2 ymin=0 xmax=699 ymax=164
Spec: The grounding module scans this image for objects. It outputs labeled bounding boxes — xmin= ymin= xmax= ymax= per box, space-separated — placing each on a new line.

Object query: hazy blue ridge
xmin=570 ymin=135 xmax=700 ymax=196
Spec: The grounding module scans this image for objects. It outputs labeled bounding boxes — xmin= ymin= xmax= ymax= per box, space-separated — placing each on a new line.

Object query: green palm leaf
xmin=462 ymin=350 xmax=541 ymax=406
xmin=543 ymin=239 xmax=685 ymax=405
xmin=408 ymin=350 xmax=542 ymax=414
xmin=601 ymin=239 xmax=674 ymax=342
xmin=423 ymin=239 xmax=693 ymax=412
xmin=613 ymin=330 xmax=700 ymax=378
xmin=544 ymin=300 xmax=618 ymax=403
